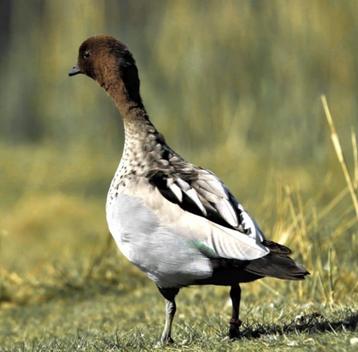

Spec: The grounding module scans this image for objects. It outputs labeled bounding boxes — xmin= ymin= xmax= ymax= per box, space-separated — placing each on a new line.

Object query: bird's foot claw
xmin=229 ymin=318 xmax=242 ymax=339
xmin=159 ymin=336 xmax=174 ymax=345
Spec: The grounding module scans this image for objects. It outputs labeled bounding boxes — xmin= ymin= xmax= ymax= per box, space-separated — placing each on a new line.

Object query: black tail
xmin=245 ymin=243 xmax=310 ymax=280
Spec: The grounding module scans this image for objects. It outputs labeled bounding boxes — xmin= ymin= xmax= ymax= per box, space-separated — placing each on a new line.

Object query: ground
xmin=0 ymin=146 xmax=357 ymax=351
xmin=0 ymin=279 xmax=357 ymax=351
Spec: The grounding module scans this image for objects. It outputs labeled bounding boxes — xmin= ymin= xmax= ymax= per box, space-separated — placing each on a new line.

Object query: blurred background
xmin=0 ymin=0 xmax=357 ymax=307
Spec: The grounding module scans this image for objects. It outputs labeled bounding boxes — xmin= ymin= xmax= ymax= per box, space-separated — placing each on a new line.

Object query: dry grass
xmin=0 ymin=1 xmax=358 ymax=349
xmin=0 ymin=101 xmax=357 ymax=350
xmin=321 ymin=95 xmax=358 ymax=218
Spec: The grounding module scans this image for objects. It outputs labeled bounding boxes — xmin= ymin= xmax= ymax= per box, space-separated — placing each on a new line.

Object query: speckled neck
xmin=106 ymin=102 xmax=164 ymax=205
xmin=104 ymin=73 xmax=171 ymax=207
xmin=104 ymin=79 xmax=160 ymax=155
xmin=121 ymin=107 xmax=159 ymax=164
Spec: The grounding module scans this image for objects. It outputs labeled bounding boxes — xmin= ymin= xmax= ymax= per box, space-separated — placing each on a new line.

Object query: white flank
xmin=106 ymin=181 xmax=269 ymax=287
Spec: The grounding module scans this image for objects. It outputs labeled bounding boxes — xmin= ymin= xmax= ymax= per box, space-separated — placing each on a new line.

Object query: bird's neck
xmin=104 ymin=80 xmax=156 ymax=136
xmin=122 ymin=106 xmax=158 ymax=147
xmin=105 ymin=80 xmax=163 ymax=163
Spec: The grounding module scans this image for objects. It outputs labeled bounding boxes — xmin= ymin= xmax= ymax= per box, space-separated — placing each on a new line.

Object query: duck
xmin=69 ymin=35 xmax=309 ymax=344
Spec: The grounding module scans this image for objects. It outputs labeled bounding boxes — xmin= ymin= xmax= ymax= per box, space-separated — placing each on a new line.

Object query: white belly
xmin=106 ymin=178 xmax=268 ymax=287
xmin=106 ymin=187 xmax=212 ymax=288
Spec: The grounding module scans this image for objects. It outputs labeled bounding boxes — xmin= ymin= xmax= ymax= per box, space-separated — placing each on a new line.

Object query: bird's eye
xmin=83 ymin=50 xmax=91 ymax=59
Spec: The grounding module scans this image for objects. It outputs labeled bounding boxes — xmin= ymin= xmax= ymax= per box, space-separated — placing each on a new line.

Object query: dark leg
xmin=157 ymin=286 xmax=180 ymax=345
xmin=229 ymin=284 xmax=242 ymax=339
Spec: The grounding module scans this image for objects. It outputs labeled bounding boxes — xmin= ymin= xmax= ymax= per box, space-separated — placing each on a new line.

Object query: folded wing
xmin=148 ymin=166 xmax=264 ymax=240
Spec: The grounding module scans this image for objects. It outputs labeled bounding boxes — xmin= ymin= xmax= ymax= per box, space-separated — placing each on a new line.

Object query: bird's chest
xmin=105 ymin=175 xmax=157 ymax=260
xmin=105 ymin=181 xmax=213 ymax=287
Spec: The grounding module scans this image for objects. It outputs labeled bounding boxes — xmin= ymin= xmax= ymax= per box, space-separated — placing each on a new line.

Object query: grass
xmin=0 ymin=101 xmax=357 ymax=351
xmin=1 ymin=1 xmax=358 ymax=350
xmin=0 ymin=288 xmax=357 ymax=351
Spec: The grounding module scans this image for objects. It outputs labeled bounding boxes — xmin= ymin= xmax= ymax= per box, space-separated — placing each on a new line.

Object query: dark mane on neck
xmin=110 ymin=45 xmax=143 ymax=108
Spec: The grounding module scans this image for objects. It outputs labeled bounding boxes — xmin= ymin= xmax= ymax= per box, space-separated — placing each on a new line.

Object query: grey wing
xmin=147 ymin=164 xmax=265 ymax=243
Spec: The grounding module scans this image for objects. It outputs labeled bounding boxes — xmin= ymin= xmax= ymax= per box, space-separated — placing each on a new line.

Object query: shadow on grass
xmin=240 ymin=311 xmax=358 ymax=339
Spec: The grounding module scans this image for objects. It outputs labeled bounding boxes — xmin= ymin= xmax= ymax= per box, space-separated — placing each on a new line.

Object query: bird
xmin=69 ymin=35 xmax=309 ymax=344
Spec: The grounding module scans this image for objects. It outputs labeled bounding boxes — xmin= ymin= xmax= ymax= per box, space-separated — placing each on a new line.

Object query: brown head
xmin=69 ymin=35 xmax=143 ymax=107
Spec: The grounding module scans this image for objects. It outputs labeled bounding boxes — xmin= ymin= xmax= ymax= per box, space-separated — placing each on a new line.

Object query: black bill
xmin=68 ymin=65 xmax=81 ymax=77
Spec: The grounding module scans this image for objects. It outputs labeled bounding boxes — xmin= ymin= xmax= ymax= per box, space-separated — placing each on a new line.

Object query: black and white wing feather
xmin=147 ymin=148 xmax=264 ymax=242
